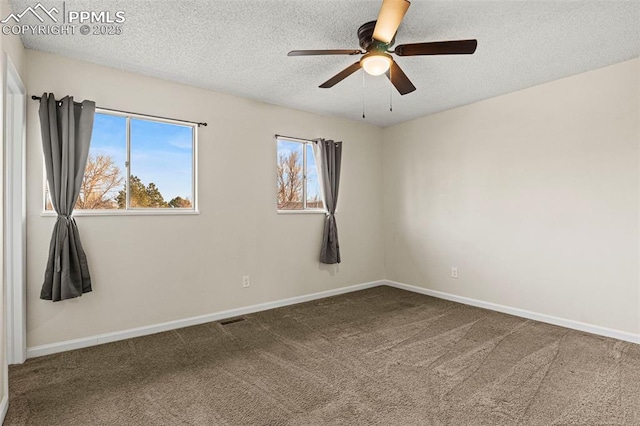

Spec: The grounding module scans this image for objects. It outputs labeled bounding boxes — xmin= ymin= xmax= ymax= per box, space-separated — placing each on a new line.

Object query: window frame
xmin=42 ymin=108 xmax=199 ymax=216
xmin=276 ymin=136 xmax=326 ymax=214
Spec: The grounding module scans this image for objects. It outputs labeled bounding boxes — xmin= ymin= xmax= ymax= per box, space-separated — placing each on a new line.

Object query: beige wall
xmin=382 ymin=59 xmax=640 ymax=335
xmin=1 ymin=0 xmax=26 ymax=414
xmin=25 ymin=50 xmax=384 ymax=347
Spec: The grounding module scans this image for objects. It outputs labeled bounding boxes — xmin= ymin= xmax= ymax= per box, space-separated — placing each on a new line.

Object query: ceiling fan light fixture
xmin=361 ymin=53 xmax=393 ymax=76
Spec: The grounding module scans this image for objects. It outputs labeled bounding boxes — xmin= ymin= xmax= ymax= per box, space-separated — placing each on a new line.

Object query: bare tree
xmin=76 ymin=155 xmax=124 ymax=209
xmin=277 ymin=150 xmax=303 ymax=209
xmin=307 ymin=194 xmax=323 ymax=209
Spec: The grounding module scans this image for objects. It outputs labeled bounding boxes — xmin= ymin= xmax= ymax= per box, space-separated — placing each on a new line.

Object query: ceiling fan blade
xmin=386 ymin=61 xmax=416 ymax=95
xmin=319 ymin=62 xmax=362 ymax=88
xmin=394 ymin=39 xmax=478 ymax=56
xmin=373 ymin=0 xmax=411 ymax=44
xmin=288 ymin=49 xmax=362 ymax=56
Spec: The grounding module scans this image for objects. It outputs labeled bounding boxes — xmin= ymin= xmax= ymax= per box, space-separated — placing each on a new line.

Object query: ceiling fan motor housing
xmin=358 ymin=21 xmax=395 ymax=51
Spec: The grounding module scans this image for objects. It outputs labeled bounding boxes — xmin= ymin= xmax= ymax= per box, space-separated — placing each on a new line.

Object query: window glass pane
xmin=46 ymin=113 xmax=127 ymax=210
xmin=306 ymin=143 xmax=324 ymax=209
xmin=45 ymin=184 xmax=53 ymax=210
xmin=129 ymin=118 xmax=194 ymax=209
xmin=277 ymin=140 xmax=304 ymax=210
xmin=81 ymin=114 xmax=127 ymax=209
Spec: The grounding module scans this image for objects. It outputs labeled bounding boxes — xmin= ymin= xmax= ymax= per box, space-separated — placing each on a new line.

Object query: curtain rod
xmin=274 ymin=134 xmax=318 ymax=143
xmin=31 ymin=95 xmax=207 ymax=127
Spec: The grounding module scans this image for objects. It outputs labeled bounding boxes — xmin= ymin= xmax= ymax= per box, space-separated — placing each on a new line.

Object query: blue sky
xmin=277 ymin=140 xmax=321 ymax=201
xmin=130 ymin=118 xmax=193 ymax=201
xmin=90 ymin=113 xmax=193 ymax=202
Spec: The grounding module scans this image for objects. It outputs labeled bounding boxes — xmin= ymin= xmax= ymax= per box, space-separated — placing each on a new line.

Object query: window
xmin=276 ymin=137 xmax=324 ymax=211
xmin=45 ymin=111 xmax=197 ymax=213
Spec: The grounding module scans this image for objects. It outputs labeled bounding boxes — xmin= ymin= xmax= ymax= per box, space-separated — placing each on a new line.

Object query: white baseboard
xmin=26 ymin=278 xmax=639 ymax=359
xmin=26 ymin=280 xmax=385 ymax=359
xmin=0 ymin=394 xmax=8 ymax=425
xmin=384 ymin=280 xmax=640 ymax=345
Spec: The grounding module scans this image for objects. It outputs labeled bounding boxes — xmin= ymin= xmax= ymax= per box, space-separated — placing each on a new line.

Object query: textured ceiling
xmin=10 ymin=0 xmax=640 ymax=127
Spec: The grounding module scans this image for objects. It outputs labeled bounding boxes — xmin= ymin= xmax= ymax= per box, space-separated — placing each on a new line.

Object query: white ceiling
xmin=10 ymin=0 xmax=640 ymax=127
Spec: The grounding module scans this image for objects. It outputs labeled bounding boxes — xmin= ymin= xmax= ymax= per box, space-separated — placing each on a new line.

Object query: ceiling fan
xmin=288 ymin=0 xmax=477 ymax=95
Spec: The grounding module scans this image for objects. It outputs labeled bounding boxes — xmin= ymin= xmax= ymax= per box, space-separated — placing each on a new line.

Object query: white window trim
xmin=276 ymin=136 xmax=327 ymax=214
xmin=41 ymin=209 xmax=200 ymax=217
xmin=42 ymin=108 xmax=199 ymax=215
xmin=276 ymin=209 xmax=326 ymax=215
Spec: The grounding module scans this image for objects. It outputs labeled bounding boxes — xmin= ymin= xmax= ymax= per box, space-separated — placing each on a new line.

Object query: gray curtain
xmin=39 ymin=93 xmax=96 ymax=301
xmin=315 ymin=139 xmax=342 ymax=264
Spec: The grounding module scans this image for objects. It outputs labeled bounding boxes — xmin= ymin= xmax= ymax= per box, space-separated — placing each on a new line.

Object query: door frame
xmin=4 ymin=54 xmax=27 ymax=365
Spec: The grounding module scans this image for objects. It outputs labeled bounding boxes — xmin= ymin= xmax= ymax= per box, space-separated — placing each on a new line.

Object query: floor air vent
xmin=219 ymin=317 xmax=246 ymax=326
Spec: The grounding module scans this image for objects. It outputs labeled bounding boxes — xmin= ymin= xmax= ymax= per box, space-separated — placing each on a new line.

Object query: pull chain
xmin=362 ymin=70 xmax=366 ymax=119
xmin=389 ymin=66 xmax=393 ymax=112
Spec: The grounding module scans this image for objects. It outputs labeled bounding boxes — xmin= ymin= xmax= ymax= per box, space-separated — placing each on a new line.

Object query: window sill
xmin=41 ymin=209 xmax=200 ymax=217
xmin=277 ymin=209 xmax=327 ymax=215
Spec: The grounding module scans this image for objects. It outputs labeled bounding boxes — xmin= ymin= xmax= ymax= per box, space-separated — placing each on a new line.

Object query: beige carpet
xmin=6 ymin=286 xmax=640 ymax=425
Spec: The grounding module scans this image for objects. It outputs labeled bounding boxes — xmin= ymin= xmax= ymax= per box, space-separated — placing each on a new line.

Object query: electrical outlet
xmin=242 ymin=275 xmax=250 ymax=288
xmin=451 ymin=267 xmax=459 ymax=279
